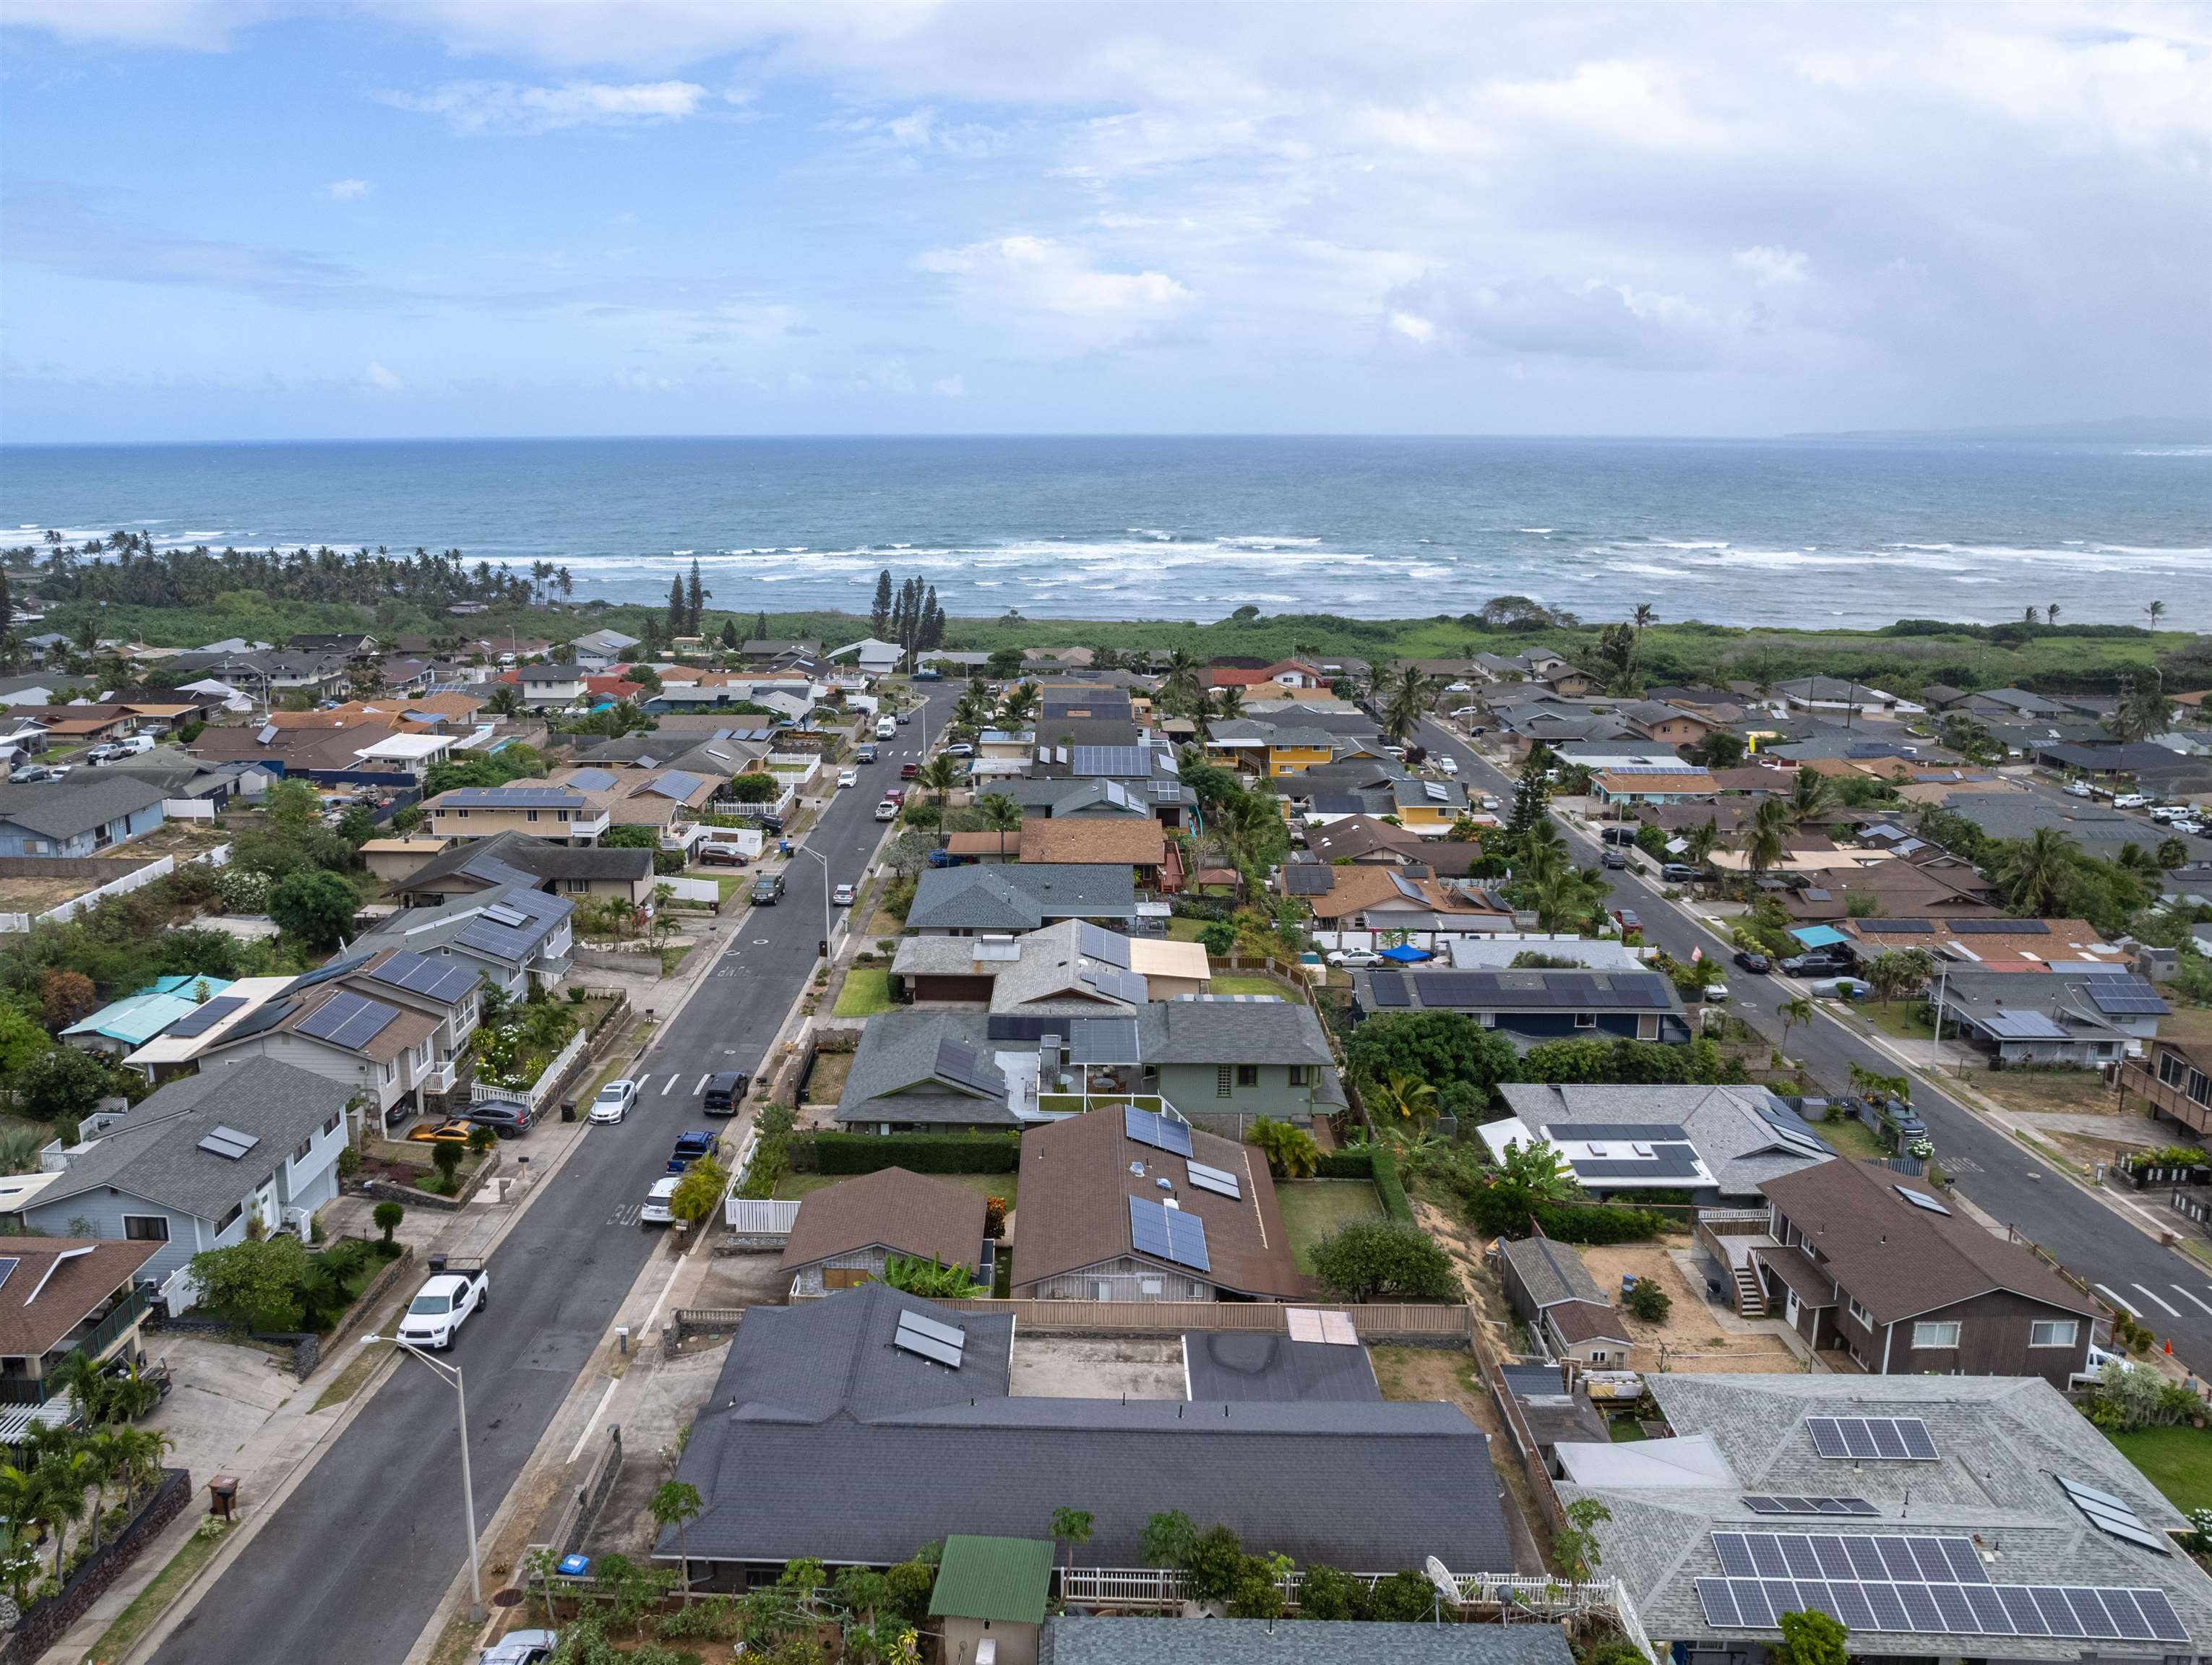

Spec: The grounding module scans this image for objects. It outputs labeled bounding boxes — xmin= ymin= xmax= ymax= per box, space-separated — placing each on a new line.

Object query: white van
xmin=874 ymin=715 xmax=898 ymax=741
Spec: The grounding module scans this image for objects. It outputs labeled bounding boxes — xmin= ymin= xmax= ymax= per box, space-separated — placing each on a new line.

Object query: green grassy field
xmin=2109 ymin=1425 xmax=2212 ymax=1513
xmin=1810 ymin=1114 xmax=1891 ymax=1162
xmin=1208 ymin=973 xmax=1300 ymax=1000
xmin=1274 ymin=1178 xmax=1386 ymax=1272
xmin=832 ymin=967 xmax=898 ymax=1017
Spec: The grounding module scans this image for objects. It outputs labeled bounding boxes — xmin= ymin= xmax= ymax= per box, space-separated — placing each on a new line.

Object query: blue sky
xmin=1 ymin=2 xmax=2205 ymax=442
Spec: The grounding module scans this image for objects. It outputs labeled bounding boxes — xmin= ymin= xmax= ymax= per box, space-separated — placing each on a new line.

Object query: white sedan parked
xmin=837 ymin=767 xmax=859 ymax=788
xmin=588 ymin=1080 xmax=639 ymax=1124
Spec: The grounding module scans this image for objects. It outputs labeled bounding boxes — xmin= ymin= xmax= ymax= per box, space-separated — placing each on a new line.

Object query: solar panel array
xmin=1752 ymin=1097 xmax=1832 ymax=1161
xmin=2057 ymin=1474 xmax=2172 ymax=1554
xmin=1411 ymin=970 xmax=1671 ymax=1010
xmin=2087 ymin=977 xmax=2169 ymax=1016
xmin=1077 ymin=963 xmax=1146 ymax=1004
xmin=1893 ymin=1184 xmax=1952 ymax=1216
xmin=931 ymin=1038 xmax=1002 ymax=1096
xmin=288 ymin=950 xmax=374 ymax=993
xmin=439 ymin=786 xmax=584 ymax=809
xmin=645 ymin=769 xmax=706 ymax=801
xmin=296 ymin=990 xmax=400 ymax=1053
xmin=366 ymin=949 xmax=478 ymax=1004
xmin=1072 ymin=745 xmax=1152 ymax=777
xmin=1389 ymin=872 xmax=1427 ymax=902
xmin=1807 ymin=1416 xmax=1938 ymax=1460
xmin=1124 ymin=1105 xmax=1194 ymax=1157
xmin=1065 ymin=1017 xmax=1142 ymax=1065
xmin=1128 ymin=1195 xmax=1211 ymax=1273
xmin=1367 ymin=971 xmax=1411 ymax=1007
xmin=458 ymin=891 xmax=561 ymax=960
xmin=1948 ymin=918 xmax=2049 ymax=934
xmin=1078 ymin=923 xmax=1132 ymax=967
xmin=565 ymin=767 xmax=619 ymax=791
xmin=197 ymin=1124 xmax=262 ymax=1161
xmin=1186 ymin=1159 xmax=1243 ymax=1200
xmin=892 ymin=1308 xmax=966 ymax=1369
xmin=1696 ymin=1535 xmax=2185 ymax=1643
xmin=1741 ymin=1497 xmax=1879 ymax=1516
xmin=166 ymin=996 xmax=246 ymax=1038
xmin=226 ymin=997 xmax=298 ymax=1041
xmin=1283 ymin=866 xmax=1335 ymax=895
xmin=0 ymin=1257 xmax=20 ymax=1291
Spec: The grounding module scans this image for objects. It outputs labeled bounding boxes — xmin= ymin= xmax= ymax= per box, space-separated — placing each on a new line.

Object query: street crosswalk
xmin=2095 ymin=1282 xmax=2212 ymax=1320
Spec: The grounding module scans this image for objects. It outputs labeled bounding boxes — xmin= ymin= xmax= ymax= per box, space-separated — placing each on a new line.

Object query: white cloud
xmin=382 ymin=79 xmax=709 ymax=134
xmin=919 ymin=236 xmax=1190 ymax=318
xmin=1390 ymin=311 xmax=1437 ymax=344
xmin=363 ymin=361 xmax=402 ymax=391
xmin=931 ymin=375 xmax=965 ymax=397
xmin=323 ymin=178 xmax=372 ymax=200
xmin=1734 ymin=246 xmax=1809 ymax=285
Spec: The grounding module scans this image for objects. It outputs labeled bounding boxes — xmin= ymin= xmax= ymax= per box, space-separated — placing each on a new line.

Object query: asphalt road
xmin=1416 ymin=716 xmax=2212 ymax=1374
xmin=153 ymin=691 xmax=950 ymax=1665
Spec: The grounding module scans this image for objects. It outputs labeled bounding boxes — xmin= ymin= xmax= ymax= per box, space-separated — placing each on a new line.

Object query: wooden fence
xmin=844 ymin=1297 xmax=1473 ymax=1341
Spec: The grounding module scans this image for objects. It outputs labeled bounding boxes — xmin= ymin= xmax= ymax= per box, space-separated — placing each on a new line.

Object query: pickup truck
xmin=398 ymin=1260 xmax=488 ymax=1351
xmin=668 ymin=1130 xmax=720 ymax=1174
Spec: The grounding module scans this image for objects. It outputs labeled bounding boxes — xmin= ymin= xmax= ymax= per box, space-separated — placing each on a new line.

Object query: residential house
xmin=423 ymin=783 xmax=608 ymax=846
xmin=62 ymin=976 xmax=236 ymax=1057
xmin=660 ymin=1284 xmax=1512 ymax=1585
xmin=164 ymin=650 xmax=351 ymax=700
xmin=376 ymin=827 xmax=656 ymax=908
xmin=1492 ymin=1084 xmax=1833 ymax=1205
xmin=1497 ymin=1234 xmax=1633 ymax=1367
xmin=0 ymin=1239 xmax=164 ymax=1406
xmin=1202 ymin=719 xmax=1338 ymax=778
xmin=570 ymin=629 xmax=640 ymax=671
xmin=1750 ymin=1159 xmax=2100 ymax=1380
xmin=1773 ymin=851 xmax=2002 ymax=926
xmin=119 ymin=976 xmax=297 ymax=1083
xmin=514 ymin=663 xmax=587 ymax=706
xmin=905 ymin=864 xmax=1139 ymax=935
xmin=1011 ymin=816 xmax=1178 ymax=890
xmin=1041 ymin=1622 xmax=1569 ymax=1665
xmin=548 ymin=764 xmax=721 ymax=838
xmin=191 ymin=965 xmax=448 ymax=1124
xmin=1619 ymin=700 xmax=1723 ymax=749
xmin=738 ymin=638 xmax=820 ymax=666
xmin=1444 ymin=937 xmax=1645 ymax=971
xmin=14 ymin=1059 xmax=355 ymax=1288
xmin=1390 ymin=775 xmax=1471 ymax=830
xmin=1590 ymin=766 xmax=1721 ymax=807
xmin=1772 ymin=678 xmax=1917 ymax=717
xmin=1132 ymin=998 xmax=1339 ymax=1127
xmin=2117 ymin=1033 xmax=2212 ymax=1141
xmin=892 ymin=921 xmax=1210 ymax=1007
xmin=1842 ymin=915 xmax=2125 ymax=970
xmin=1556 ymin=1372 xmax=2212 ymax=1663
xmin=0 ymin=776 xmax=167 ymax=856
xmin=1945 ymin=791 xmax=2212 ymax=867
xmin=829 ymin=637 xmax=903 ymax=676
xmin=778 ymin=1167 xmax=990 ymax=1297
xmin=1012 ymin=1106 xmax=1302 ymax=1300
xmin=1290 ymin=864 xmax=1512 ymax=935
xmin=361 ymin=884 xmax=574 ymax=998
xmin=287 ymin=632 xmax=379 ymax=659
xmin=184 ymin=720 xmax=413 ymax=783
xmin=1351 ymin=966 xmax=1691 ymax=1046
xmin=1932 ymin=969 xmax=2168 ymax=1069
xmin=832 ymin=1011 xmax=1019 ymax=1130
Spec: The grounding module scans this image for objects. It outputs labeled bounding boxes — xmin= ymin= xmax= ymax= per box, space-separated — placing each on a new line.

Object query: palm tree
xmin=34 ymin=1447 xmax=90 ymax=1579
xmin=1049 ymin=1507 xmax=1095 ymax=1578
xmin=1682 ymin=819 xmax=1721 ymax=869
xmin=0 ymin=1465 xmax=43 ymax=1606
xmin=1212 ymin=790 xmax=1285 ymax=895
xmin=1368 ymin=1070 xmax=1439 ymax=1125
xmin=2046 ymin=603 xmax=2062 ymax=627
xmin=2022 ymin=604 xmax=2039 ymax=624
xmin=652 ymin=1480 xmax=705 ymax=1605
xmin=2146 ymin=599 xmax=2166 ymax=628
xmin=1776 ymin=996 xmax=1813 ymax=1053
xmin=1215 ymin=684 xmax=1244 ymax=721
xmin=1784 ymin=766 xmax=1830 ymax=830
xmin=976 ymin=793 xmax=1022 ymax=832
xmin=916 ymin=754 xmax=958 ymax=810
xmin=1744 ymin=797 xmax=1791 ymax=885
xmin=2109 ymin=670 xmax=2173 ymax=745
xmin=1632 ymin=603 xmax=1656 ymax=632
xmin=1994 ymin=825 xmax=2077 ymax=915
xmin=1162 ymin=649 xmax=1204 ymax=715
xmin=1380 ymin=663 xmax=1438 ymax=748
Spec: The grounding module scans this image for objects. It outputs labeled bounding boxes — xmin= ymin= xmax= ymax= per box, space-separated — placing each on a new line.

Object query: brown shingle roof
xmin=1017 ymin=818 xmax=1166 ymax=867
xmin=1301 ymin=864 xmax=1502 ymax=923
xmin=1757 ymin=1161 xmax=2099 ymax=1325
xmin=1012 ymin=1111 xmax=1302 ymax=1300
xmin=777 ymin=1168 xmax=989 ymax=1275
xmin=0 ymin=1239 xmax=160 ymax=1360
xmin=1547 ymin=1300 xmax=1632 ymax=1346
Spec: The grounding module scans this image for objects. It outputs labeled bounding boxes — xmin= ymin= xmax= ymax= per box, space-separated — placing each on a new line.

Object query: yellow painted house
xmin=1203 ymin=719 xmax=1337 ymax=777
xmin=1390 ymin=776 xmax=1471 ymax=830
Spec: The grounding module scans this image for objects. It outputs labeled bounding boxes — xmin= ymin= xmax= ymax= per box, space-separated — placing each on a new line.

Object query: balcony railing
xmin=2119 ymin=1061 xmax=2211 ymax=1137
xmin=0 ymin=1286 xmax=152 ymax=1403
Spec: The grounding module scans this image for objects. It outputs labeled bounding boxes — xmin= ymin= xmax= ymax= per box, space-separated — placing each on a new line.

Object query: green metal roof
xmin=927 ymin=1534 xmax=1055 ymax=1626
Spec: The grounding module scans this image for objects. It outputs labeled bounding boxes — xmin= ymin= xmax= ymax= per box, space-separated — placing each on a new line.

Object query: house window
xmin=2029 ymin=1320 xmax=2079 ymax=1348
xmin=1236 ymin=1064 xmax=1259 ymax=1088
xmin=1288 ymin=1065 xmax=1310 ymax=1087
xmin=1638 ymin=1014 xmax=1660 ymax=1041
xmin=1911 ymin=1321 xmax=1961 ymax=1349
xmin=2161 ymin=1052 xmax=2187 ymax=1088
xmin=293 ymin=1137 xmax=312 ymax=1164
xmin=1216 ymin=1066 xmax=1233 ymax=1098
xmin=1574 ymin=1013 xmax=1597 ymax=1029
xmin=215 ymin=1202 xmax=244 ymax=1234
xmin=122 ymin=1216 xmax=170 ymax=1242
xmin=2190 ymin=1069 xmax=2211 ymax=1108
xmin=383 ymin=1062 xmax=395 ymax=1082
xmin=525 ymin=809 xmax=539 ymax=823
xmin=323 ymin=1111 xmax=341 ymax=1136
xmin=1847 ymin=1298 xmax=1872 ymax=1328
xmin=455 ymin=809 xmax=468 ymax=819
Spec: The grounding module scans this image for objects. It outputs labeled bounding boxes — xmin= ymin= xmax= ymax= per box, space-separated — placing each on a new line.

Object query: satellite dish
xmin=1424 ymin=1556 xmax=1459 ymax=1607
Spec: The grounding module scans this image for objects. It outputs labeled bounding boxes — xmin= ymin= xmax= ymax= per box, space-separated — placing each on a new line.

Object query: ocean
xmin=1 ymin=436 xmax=2206 ymax=630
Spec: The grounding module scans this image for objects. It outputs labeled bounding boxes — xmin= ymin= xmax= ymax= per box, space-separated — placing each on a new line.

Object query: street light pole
xmin=365 ymin=1335 xmax=483 ymax=1621
xmin=795 ymin=844 xmax=833 ymax=962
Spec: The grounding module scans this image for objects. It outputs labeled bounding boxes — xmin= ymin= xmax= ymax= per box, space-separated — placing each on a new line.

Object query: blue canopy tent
xmin=1377 ymin=944 xmax=1434 ymax=963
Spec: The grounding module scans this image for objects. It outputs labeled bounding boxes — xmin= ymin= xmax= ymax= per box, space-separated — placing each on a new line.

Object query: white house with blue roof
xmin=61 ymin=976 xmax=235 ymax=1057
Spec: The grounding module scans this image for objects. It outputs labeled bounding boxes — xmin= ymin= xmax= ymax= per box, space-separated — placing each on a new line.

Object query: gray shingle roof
xmin=30 ymin=1058 xmax=350 ymax=1222
xmin=1040 ymin=1622 xmax=1572 ymax=1665
xmin=1134 ymin=999 xmax=1335 ymax=1067
xmin=364 ymin=883 xmax=572 ymax=967
xmin=397 ymin=829 xmax=651 ymax=892
xmin=0 ymin=775 xmax=167 ymax=840
xmin=664 ymin=1286 xmax=1512 ymax=1575
xmin=906 ymin=864 xmax=1137 ymax=932
xmin=1181 ymin=1332 xmax=1382 ymax=1403
xmin=1497 ymin=1084 xmax=1832 ymax=1197
xmin=836 ymin=1011 xmax=1018 ymax=1126
xmin=1499 ymin=1233 xmax=1607 ymax=1310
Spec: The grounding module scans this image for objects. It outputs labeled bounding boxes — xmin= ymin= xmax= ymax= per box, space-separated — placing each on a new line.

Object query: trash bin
xmin=208 ymin=1475 xmax=238 ymax=1519
xmin=561 ymin=1098 xmax=577 ymax=1123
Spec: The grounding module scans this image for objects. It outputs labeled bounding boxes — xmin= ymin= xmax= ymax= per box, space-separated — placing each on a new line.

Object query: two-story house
xmin=571 ymin=629 xmax=640 ymax=672
xmin=1351 ymin=965 xmax=1692 ymax=1046
xmin=0 ymin=776 xmax=167 ymax=857
xmin=194 ymin=973 xmax=447 ymax=1127
xmin=1750 ymin=1158 xmax=2100 ymax=1385
xmin=1132 ymin=998 xmax=1339 ymax=1128
xmin=514 ymin=663 xmax=588 ymax=706
xmin=14 ymin=1059 xmax=355 ymax=1292
xmin=423 ymin=783 xmax=609 ymax=846
xmin=2118 ymin=1033 xmax=2212 ymax=1141
xmin=375 ymin=827 xmax=655 ymax=910
xmin=362 ymin=883 xmax=574 ymax=998
xmin=1618 ymin=699 xmax=1723 ymax=750
xmin=0 ymin=1238 xmax=165 ymax=1406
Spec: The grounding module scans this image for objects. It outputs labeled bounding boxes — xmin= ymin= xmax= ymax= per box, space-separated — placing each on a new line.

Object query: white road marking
xmin=2169 ymin=1285 xmax=2212 ymax=1318
xmin=639 ymin=1256 xmax=687 ymax=1338
xmin=2098 ymin=1283 xmax=2142 ymax=1317
xmin=564 ymin=1379 xmax=622 ymax=1465
xmin=2133 ymin=1283 xmax=2182 ymax=1317
xmin=660 ymin=1072 xmax=679 ymax=1096
xmin=692 ymin=1073 xmax=708 ymax=1096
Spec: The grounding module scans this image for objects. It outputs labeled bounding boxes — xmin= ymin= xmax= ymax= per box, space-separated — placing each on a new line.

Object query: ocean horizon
xmin=3 ymin=434 xmax=2206 ymax=631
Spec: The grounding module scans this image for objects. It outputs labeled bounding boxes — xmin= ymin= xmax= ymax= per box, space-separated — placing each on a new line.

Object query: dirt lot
xmin=1412 ymin=1198 xmax=1531 ymax=1361
xmin=1577 ymin=1243 xmax=1800 ymax=1374
xmin=1972 ymin=1066 xmax=2122 ymax=1118
xmin=689 ymin=1247 xmax=793 ymax=1311
xmin=1010 ymin=1335 xmax=1186 ymax=1399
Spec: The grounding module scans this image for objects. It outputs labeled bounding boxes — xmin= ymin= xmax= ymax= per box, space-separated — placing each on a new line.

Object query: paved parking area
xmin=141 ymin=1333 xmax=301 ymax=1481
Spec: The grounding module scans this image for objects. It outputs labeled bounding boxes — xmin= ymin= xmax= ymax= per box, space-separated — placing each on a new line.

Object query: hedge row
xmin=806 ymin=1131 xmax=1023 ymax=1175
xmin=1314 ymin=1149 xmax=1374 ymax=1180
xmin=1370 ymin=1145 xmax=1413 ymax=1223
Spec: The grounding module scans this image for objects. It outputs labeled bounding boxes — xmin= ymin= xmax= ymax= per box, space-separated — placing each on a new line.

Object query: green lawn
xmin=2109 ymin=1426 xmax=2212 ymax=1513
xmin=1857 ymin=999 xmax=1936 ymax=1043
xmin=1274 ymin=1178 xmax=1385 ymax=1272
xmin=1811 ymin=1114 xmax=1890 ymax=1161
xmin=1209 ymin=973 xmax=1302 ymax=1002
xmin=1166 ymin=917 xmax=1211 ymax=942
xmin=775 ymin=1170 xmax=1016 ymax=1211
xmin=833 ymin=967 xmax=898 ymax=1017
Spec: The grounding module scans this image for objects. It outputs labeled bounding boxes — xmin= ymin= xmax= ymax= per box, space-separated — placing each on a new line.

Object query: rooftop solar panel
xmin=166 ymin=995 xmax=245 ymax=1038
xmin=1123 ymin=1105 xmax=1194 ymax=1157
xmin=2087 ymin=978 xmax=2170 ymax=1015
xmin=295 ymin=989 xmax=399 ymax=1052
xmin=226 ymin=997 xmax=298 ymax=1040
xmin=565 ymin=767 xmax=619 ymax=791
xmin=288 ymin=950 xmax=374 ymax=993
xmin=1283 ymin=866 xmax=1334 ymax=895
xmin=1077 ymin=923 xmax=1131 ymax=968
xmin=645 ymin=769 xmax=706 ymax=800
xmin=1366 ymin=971 xmax=1409 ymax=1007
xmin=1185 ymin=1159 xmax=1242 ymax=1200
xmin=1948 ymin=917 xmax=2048 ymax=934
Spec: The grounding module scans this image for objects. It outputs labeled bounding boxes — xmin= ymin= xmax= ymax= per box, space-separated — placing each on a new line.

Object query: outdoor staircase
xmin=1732 ymin=1262 xmax=1767 ymax=1318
